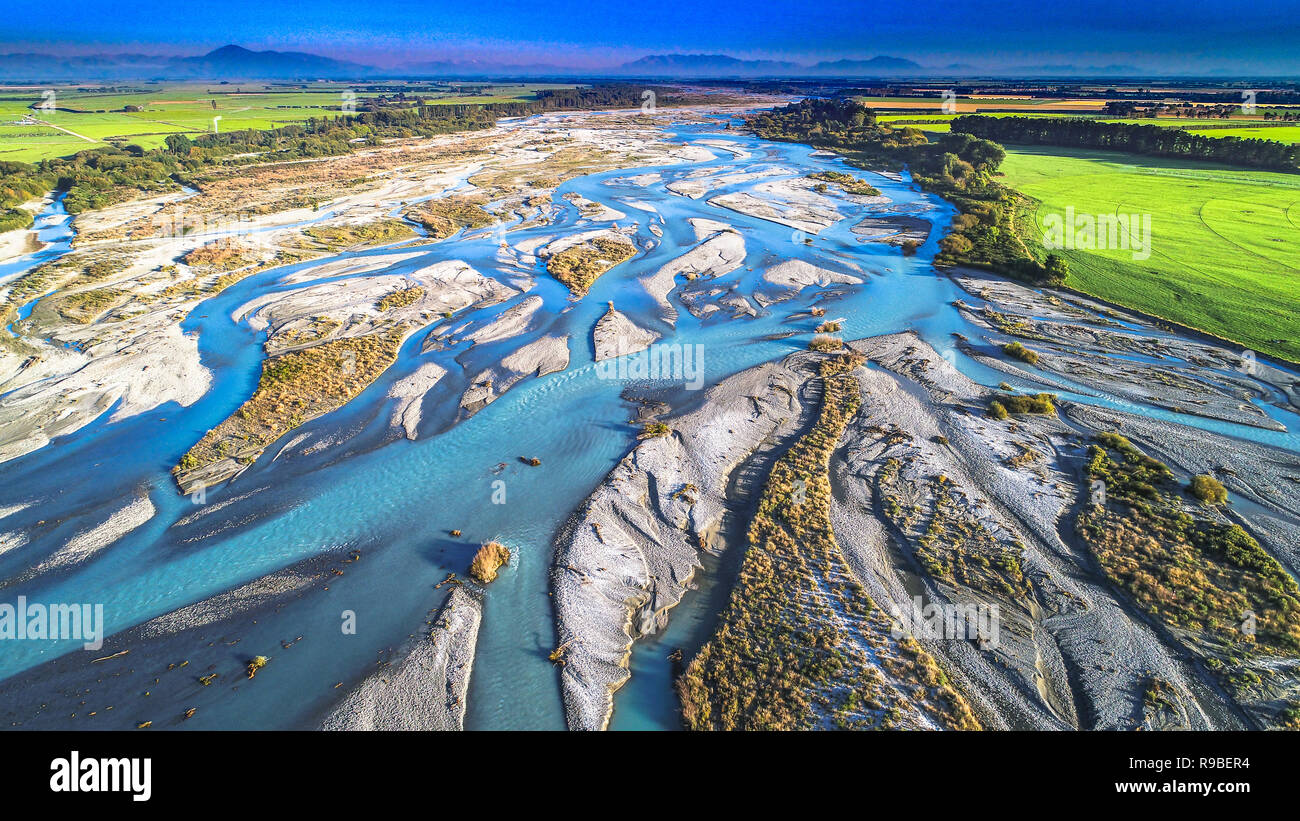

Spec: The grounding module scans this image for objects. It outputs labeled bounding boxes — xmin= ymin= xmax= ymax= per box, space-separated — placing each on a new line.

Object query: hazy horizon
xmin=2 ymin=0 xmax=1297 ymax=76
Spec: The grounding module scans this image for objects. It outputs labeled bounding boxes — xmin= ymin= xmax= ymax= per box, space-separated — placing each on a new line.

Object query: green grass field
xmin=0 ymin=82 xmax=573 ymax=162
xmin=881 ymin=112 xmax=1299 ymax=136
xmin=999 ymin=146 xmax=1300 ymax=362
xmin=1186 ymin=126 xmax=1300 ymax=144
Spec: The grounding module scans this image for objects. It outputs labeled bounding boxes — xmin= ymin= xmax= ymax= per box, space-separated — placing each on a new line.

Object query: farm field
xmin=0 ymin=82 xmax=574 ymax=161
xmin=851 ymin=95 xmax=1110 ymax=112
xmin=998 ymin=145 xmax=1300 ymax=362
xmin=880 ymin=110 xmax=1294 ymax=127
xmin=1186 ymin=125 xmax=1300 ymax=144
xmin=877 ymin=112 xmax=1300 ymax=135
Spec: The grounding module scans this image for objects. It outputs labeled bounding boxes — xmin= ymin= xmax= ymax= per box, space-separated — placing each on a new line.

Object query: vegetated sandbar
xmin=172 ymin=259 xmax=516 ymax=494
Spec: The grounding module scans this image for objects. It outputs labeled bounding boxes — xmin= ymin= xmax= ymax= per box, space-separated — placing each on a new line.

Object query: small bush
xmin=639 ymin=422 xmax=671 ymax=439
xmin=809 ymin=335 xmax=843 ymax=352
xmin=1002 ymin=341 xmax=1039 ymax=365
xmin=469 ymin=542 xmax=511 ymax=584
xmin=1189 ymin=474 xmax=1228 ymax=505
xmin=989 ymin=393 xmax=1055 ymax=417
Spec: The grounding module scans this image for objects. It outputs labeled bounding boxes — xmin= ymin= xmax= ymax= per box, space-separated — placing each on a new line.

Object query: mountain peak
xmin=204 ymin=44 xmax=256 ymax=59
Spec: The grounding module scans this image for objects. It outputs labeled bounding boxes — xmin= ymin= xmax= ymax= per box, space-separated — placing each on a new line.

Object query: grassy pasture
xmin=1186 ymin=126 xmax=1300 ymax=144
xmin=879 ymin=111 xmax=1291 ymax=133
xmin=998 ymin=146 xmax=1300 ymax=362
xmin=852 ymin=95 xmax=1110 ymax=113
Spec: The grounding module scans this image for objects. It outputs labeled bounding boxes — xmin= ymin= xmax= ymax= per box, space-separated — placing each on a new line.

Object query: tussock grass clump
xmin=377 ymin=286 xmax=424 ymax=312
xmin=1001 ymin=340 xmax=1039 ymax=365
xmin=677 ymin=352 xmax=980 ymax=731
xmin=639 ymin=422 xmax=671 ymax=439
xmin=546 ymin=237 xmax=636 ymax=296
xmin=246 ymin=656 xmax=269 ymax=679
xmin=469 ymin=541 xmax=511 ymax=584
xmin=988 ymin=392 xmax=1055 ymax=419
xmin=816 ymin=320 xmax=842 ymax=333
xmin=808 ymin=334 xmax=843 ymax=353
xmin=1189 ymin=474 xmax=1229 ymax=505
xmin=1282 ymin=702 xmax=1300 ymax=730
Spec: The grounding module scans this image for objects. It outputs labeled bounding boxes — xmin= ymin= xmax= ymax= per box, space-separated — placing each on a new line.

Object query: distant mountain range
xmin=615 ymin=54 xmax=804 ymax=76
xmin=0 ymin=44 xmax=1170 ymax=81
xmin=0 ymin=45 xmax=369 ymax=81
xmin=177 ymin=44 xmax=372 ymax=78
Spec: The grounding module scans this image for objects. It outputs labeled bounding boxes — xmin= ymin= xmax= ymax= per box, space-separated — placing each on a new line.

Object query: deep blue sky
xmin=3 ymin=0 xmax=1297 ymax=73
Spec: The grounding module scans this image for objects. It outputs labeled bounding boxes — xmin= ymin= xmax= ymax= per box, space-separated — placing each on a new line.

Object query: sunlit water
xmin=0 ymin=116 xmax=1295 ymax=729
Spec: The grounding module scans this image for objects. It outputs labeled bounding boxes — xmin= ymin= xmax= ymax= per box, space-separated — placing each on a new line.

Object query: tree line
xmin=951 ymin=115 xmax=1300 ymax=171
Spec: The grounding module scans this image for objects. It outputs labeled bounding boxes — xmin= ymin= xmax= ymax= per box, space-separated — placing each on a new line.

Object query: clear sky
xmin=2 ymin=0 xmax=1297 ymax=74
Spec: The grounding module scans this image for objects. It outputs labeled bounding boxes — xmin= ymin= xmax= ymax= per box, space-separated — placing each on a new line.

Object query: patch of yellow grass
xmin=546 ymin=237 xmax=636 ymax=296
xmin=469 ymin=541 xmax=511 ymax=584
xmin=175 ymin=327 xmax=408 ymax=474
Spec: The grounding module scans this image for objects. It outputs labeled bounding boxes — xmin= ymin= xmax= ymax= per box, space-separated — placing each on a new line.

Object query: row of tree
xmin=952 ymin=115 xmax=1300 ymax=171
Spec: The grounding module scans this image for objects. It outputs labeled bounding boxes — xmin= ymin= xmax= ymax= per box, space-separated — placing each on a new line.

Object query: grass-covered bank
xmin=748 ymin=99 xmax=1069 ymax=287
